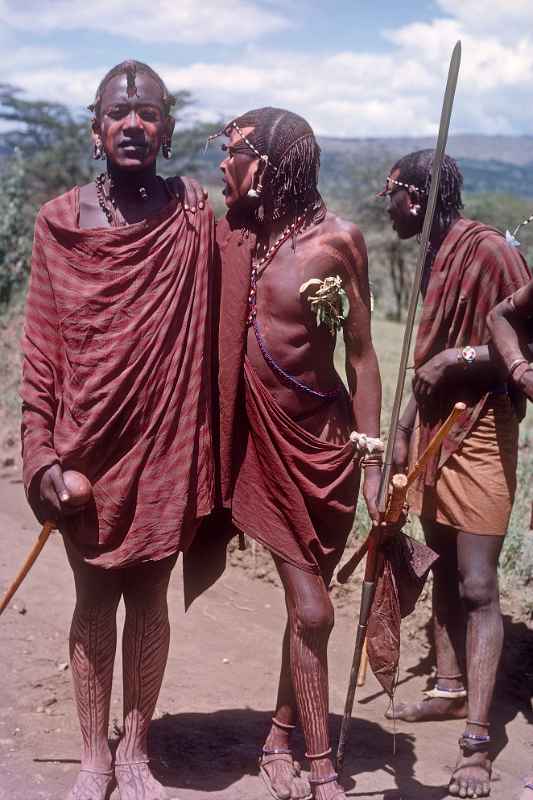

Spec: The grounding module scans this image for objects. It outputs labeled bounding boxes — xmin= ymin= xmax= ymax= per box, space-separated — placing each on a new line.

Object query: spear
xmin=336 ymin=40 xmax=462 ymax=775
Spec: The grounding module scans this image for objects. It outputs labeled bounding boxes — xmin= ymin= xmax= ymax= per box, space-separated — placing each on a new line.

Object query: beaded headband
xmin=206 ymin=120 xmax=278 ymax=173
xmin=378 ymin=176 xmax=427 ymax=198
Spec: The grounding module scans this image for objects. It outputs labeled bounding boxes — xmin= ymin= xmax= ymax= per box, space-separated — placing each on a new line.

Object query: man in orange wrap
xmin=21 ymin=60 xmax=213 ymax=800
xmin=213 ymin=108 xmax=382 ymax=800
xmin=384 ymin=150 xmax=529 ymax=798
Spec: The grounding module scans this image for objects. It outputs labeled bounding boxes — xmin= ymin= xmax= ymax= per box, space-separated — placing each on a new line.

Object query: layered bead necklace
xmin=246 ymin=208 xmax=342 ymax=402
xmin=95 ymin=172 xmax=149 ymax=227
xmin=247 ymin=209 xmax=308 ymax=326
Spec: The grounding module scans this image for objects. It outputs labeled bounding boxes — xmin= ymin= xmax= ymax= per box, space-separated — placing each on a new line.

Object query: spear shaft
xmin=336 ymin=41 xmax=462 ymax=776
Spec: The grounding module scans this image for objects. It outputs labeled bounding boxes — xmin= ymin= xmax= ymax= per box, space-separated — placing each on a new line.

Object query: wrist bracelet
xmin=508 ymin=357 xmax=528 ymax=377
xmin=361 ymin=454 xmax=383 ymax=469
xmin=397 ymin=422 xmax=413 ymax=435
xmin=512 ymin=361 xmax=533 ymax=385
xmin=348 ymin=431 xmax=384 ymax=455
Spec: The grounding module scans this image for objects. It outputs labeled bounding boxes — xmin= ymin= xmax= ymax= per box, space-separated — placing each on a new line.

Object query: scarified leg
xmin=387 ymin=521 xmax=467 ymax=723
xmin=274 ymin=559 xmax=344 ymax=800
xmin=261 ymin=624 xmax=310 ymax=800
xmin=115 ymin=555 xmax=176 ymax=800
xmin=448 ymin=531 xmax=503 ymax=798
xmin=66 ymin=546 xmax=122 ymax=799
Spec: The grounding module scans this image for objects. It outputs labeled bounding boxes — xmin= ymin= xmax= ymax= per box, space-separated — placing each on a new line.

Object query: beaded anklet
xmin=262 ymin=747 xmax=293 ymax=757
xmin=424 ymin=683 xmax=467 ymax=700
xmin=272 ymin=716 xmax=296 ymax=731
xmin=459 ymin=732 xmax=491 ymax=753
xmin=305 ymin=747 xmax=332 ymax=760
xmin=308 ymin=772 xmax=339 ymax=786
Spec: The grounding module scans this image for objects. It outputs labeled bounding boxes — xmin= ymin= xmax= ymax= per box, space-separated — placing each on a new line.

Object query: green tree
xmin=0 ymin=151 xmax=33 ymax=306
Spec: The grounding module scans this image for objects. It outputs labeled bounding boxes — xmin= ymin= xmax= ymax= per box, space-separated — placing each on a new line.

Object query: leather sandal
xmin=259 ymin=747 xmax=312 ymax=800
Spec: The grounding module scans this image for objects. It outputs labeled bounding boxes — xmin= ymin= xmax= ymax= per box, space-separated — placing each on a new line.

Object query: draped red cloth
xmin=414 ymin=217 xmax=530 ymax=486
xmin=213 ymin=215 xmax=359 ymax=576
xmin=21 ymin=186 xmax=216 ymax=568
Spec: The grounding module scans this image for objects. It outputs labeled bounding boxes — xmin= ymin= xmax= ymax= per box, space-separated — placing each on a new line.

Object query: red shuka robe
xmin=414 ymin=217 xmax=530 ymax=486
xmin=21 ymin=187 xmax=216 ymax=568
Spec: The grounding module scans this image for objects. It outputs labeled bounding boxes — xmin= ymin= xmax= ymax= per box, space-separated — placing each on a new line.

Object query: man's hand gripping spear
xmin=335 ymin=40 xmax=462 ymax=775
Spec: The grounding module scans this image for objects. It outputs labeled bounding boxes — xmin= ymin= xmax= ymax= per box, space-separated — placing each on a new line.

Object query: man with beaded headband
xmin=382 ymin=150 xmax=530 ymax=798
xmin=212 ymin=107 xmax=382 ymax=800
xmin=21 ymin=59 xmax=212 ymax=800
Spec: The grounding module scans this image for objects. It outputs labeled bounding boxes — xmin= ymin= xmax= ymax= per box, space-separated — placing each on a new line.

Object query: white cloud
xmin=0 ymin=0 xmax=287 ymax=45
xmin=437 ymin=0 xmax=533 ymax=39
xmin=1 ymin=1 xmax=533 ymax=137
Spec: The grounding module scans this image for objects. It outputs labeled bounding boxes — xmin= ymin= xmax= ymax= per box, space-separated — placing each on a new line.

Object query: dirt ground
xmin=0 ymin=464 xmax=532 ymax=800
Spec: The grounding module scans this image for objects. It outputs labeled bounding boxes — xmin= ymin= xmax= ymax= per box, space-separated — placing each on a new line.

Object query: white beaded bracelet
xmin=349 ymin=431 xmax=385 ymax=455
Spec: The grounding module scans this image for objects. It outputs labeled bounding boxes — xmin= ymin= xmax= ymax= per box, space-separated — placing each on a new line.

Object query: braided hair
xmin=88 ymin=60 xmax=176 ymax=118
xmin=229 ymin=107 xmax=326 ymax=223
xmin=392 ymin=149 xmax=463 ymax=230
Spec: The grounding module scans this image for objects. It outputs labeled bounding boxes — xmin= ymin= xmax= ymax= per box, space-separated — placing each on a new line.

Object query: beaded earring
xmin=93 ymin=137 xmax=105 ymax=160
xmin=247 ymin=155 xmax=268 ymax=199
xmin=162 ymin=137 xmax=172 ymax=160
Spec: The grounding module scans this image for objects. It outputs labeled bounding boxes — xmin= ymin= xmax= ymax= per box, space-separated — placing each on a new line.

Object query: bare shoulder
xmin=38 ymin=185 xmax=80 ymax=225
xmin=305 ymin=212 xmax=367 ymax=275
xmin=78 ymin=181 xmax=97 ymax=205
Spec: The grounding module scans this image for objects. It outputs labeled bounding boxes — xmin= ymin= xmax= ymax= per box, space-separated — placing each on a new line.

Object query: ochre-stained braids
xmin=88 ymin=59 xmax=176 ymax=118
xmin=228 ymin=107 xmax=326 ymax=223
xmin=392 ymin=149 xmax=464 ymax=229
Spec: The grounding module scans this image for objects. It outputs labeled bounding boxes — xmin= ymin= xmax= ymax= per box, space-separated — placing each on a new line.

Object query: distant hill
xmin=316 ymin=136 xmax=533 ymax=202
xmin=201 ymin=133 xmax=533 ymax=201
xmin=318 ymin=134 xmax=533 ymax=166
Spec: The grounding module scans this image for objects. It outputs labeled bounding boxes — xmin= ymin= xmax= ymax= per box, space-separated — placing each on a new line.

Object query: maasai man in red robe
xmin=21 ymin=60 xmax=213 ymax=800
xmin=383 ymin=150 xmax=530 ymax=798
xmin=213 ymin=108 xmax=382 ymax=800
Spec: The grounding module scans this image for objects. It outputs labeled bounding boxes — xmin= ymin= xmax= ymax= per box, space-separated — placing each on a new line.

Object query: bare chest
xmin=254 ymin=242 xmax=345 ymax=325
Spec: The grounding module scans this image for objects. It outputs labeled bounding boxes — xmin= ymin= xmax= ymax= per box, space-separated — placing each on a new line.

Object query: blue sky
xmin=1 ymin=0 xmax=532 ymax=138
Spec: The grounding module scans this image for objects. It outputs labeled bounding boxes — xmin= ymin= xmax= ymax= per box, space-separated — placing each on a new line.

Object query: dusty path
xmin=0 ymin=471 xmax=531 ymax=800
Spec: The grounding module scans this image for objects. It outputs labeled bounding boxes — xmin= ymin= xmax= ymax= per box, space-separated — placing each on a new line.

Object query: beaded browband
xmin=379 ymin=176 xmax=427 ymax=197
xmin=207 ymin=120 xmax=278 ymax=173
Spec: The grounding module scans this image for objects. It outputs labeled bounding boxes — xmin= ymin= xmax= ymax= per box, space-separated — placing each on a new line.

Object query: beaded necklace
xmin=95 ymin=172 xmax=151 ymax=227
xmin=247 ymin=210 xmax=341 ymax=402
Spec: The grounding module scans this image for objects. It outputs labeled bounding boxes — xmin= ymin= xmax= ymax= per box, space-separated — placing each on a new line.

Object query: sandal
xmin=259 ymin=747 xmax=312 ymax=800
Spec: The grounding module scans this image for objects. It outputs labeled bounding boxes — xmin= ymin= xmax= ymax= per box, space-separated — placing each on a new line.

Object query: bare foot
xmin=385 ymin=696 xmax=467 ymax=722
xmin=115 ymin=763 xmax=169 ymax=800
xmin=260 ymin=753 xmax=311 ymax=799
xmin=448 ymin=751 xmax=491 ymax=798
xmin=66 ymin=769 xmax=114 ymax=800
xmin=517 ymin=777 xmax=533 ymax=800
